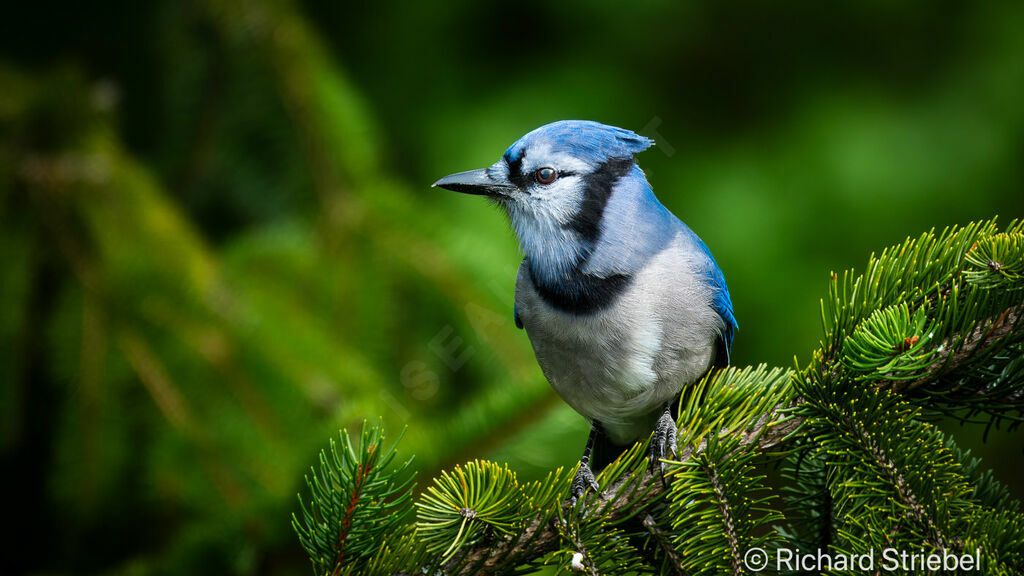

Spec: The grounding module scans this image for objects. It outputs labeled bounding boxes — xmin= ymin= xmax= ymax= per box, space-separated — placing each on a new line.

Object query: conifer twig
xmin=642 ymin=514 xmax=685 ymax=575
xmin=894 ymin=301 xmax=1023 ymax=393
xmin=441 ymin=412 xmax=801 ymax=575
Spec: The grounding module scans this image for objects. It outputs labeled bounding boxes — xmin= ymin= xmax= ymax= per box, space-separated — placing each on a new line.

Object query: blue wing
xmin=708 ymin=262 xmax=737 ymax=367
xmin=687 ymin=231 xmax=737 ymax=368
xmin=645 ymin=196 xmax=736 ymax=368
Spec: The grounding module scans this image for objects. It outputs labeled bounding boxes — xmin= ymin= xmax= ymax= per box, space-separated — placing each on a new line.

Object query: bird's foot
xmin=648 ymin=409 xmax=679 ymax=478
xmin=569 ymin=461 xmax=601 ymax=507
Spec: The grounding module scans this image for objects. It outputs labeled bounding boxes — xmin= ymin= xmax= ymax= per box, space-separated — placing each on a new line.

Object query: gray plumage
xmin=515 ymin=231 xmax=725 ymax=445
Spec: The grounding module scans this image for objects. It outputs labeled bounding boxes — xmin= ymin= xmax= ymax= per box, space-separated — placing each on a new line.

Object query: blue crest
xmin=503 ymin=120 xmax=654 ymax=166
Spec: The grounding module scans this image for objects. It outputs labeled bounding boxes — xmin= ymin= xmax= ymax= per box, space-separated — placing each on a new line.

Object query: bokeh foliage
xmin=1 ymin=1 xmax=1023 ymax=574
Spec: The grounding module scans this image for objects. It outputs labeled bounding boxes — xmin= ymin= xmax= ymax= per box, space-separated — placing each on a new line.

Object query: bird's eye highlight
xmin=535 ymin=167 xmax=558 ymax=184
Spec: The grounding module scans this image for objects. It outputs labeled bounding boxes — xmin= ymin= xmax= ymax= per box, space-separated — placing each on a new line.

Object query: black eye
xmin=535 ymin=167 xmax=557 ymax=184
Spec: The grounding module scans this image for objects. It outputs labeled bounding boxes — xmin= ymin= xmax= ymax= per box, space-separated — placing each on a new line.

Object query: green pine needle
xmin=964 ymin=233 xmax=1024 ymax=291
xmin=415 ymin=460 xmax=525 ymax=563
xmin=292 ymin=421 xmax=415 ymax=576
xmin=842 ymin=303 xmax=938 ymax=381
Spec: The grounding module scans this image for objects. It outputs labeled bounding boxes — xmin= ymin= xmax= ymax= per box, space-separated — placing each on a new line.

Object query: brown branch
xmin=702 ymin=458 xmax=744 ymax=576
xmin=333 ymin=443 xmax=376 ymax=576
xmin=642 ymin=514 xmax=685 ymax=575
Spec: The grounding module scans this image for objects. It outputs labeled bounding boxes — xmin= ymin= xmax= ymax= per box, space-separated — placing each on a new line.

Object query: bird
xmin=433 ymin=120 xmax=736 ymax=504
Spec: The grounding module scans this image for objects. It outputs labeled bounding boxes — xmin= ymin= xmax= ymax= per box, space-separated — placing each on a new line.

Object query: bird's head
xmin=434 ymin=120 xmax=656 ymax=279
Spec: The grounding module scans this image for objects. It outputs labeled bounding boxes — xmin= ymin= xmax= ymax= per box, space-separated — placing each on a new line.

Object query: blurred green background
xmin=2 ymin=1 xmax=1023 ymax=574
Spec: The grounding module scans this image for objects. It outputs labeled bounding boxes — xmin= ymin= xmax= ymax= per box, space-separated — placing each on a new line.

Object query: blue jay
xmin=434 ymin=120 xmax=736 ymax=504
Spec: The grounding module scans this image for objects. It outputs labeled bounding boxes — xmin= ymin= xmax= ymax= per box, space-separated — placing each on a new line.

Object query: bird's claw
xmin=569 ymin=461 xmax=600 ymax=507
xmin=648 ymin=410 xmax=679 ymax=478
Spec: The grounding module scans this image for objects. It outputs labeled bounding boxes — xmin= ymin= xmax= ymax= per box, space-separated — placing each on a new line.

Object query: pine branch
xmin=439 ymin=401 xmax=800 ymax=575
xmin=700 ymin=457 xmax=744 ymax=575
xmin=834 ymin=299 xmax=1024 ymax=429
xmin=843 ymin=412 xmax=952 ymax=550
xmin=292 ymin=422 xmax=415 ymax=575
xmin=895 ymin=300 xmax=1023 ymax=393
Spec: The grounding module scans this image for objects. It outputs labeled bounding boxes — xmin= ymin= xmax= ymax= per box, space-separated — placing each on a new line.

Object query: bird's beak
xmin=432 ymin=168 xmax=516 ymax=197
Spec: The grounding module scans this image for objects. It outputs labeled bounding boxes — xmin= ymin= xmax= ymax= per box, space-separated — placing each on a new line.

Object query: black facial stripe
xmin=524 ymin=156 xmax=636 ymax=314
xmin=505 ymin=154 xmax=526 ymax=188
xmin=533 ymin=272 xmax=633 ymax=314
xmin=569 ymin=157 xmax=635 ymax=243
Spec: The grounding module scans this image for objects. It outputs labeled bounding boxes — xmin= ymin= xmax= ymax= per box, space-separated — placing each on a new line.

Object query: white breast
xmin=514 ymin=235 xmax=723 ymax=445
